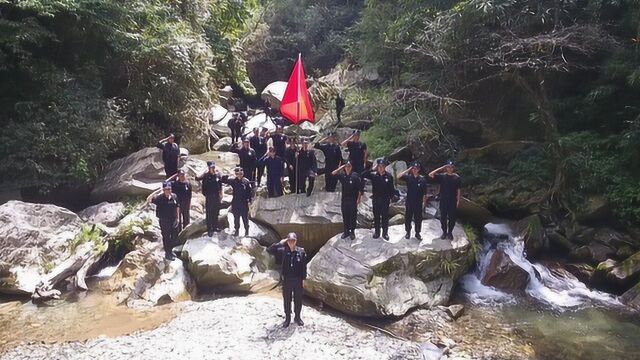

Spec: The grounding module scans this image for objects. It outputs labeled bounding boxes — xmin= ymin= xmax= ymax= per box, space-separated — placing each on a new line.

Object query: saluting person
xmin=398 ymin=162 xmax=428 ymax=240
xmin=196 ymin=161 xmax=223 ymax=236
xmin=223 ymin=167 xmax=253 ymax=237
xmin=296 ymin=138 xmax=317 ymax=196
xmin=267 ymin=232 xmax=307 ymax=328
xmin=284 ymin=138 xmax=299 ymax=193
xmin=314 ymin=131 xmax=343 ymax=192
xmin=156 ymin=133 xmax=180 ymax=178
xmin=250 ymin=127 xmax=268 ymax=186
xmin=259 ymin=147 xmax=285 ymax=197
xmin=362 ymin=159 xmax=396 ymax=240
xmin=230 ymin=138 xmax=258 ymax=185
xmin=168 ymin=169 xmax=192 ymax=230
xmin=146 ymin=182 xmax=180 ymax=260
xmin=341 ymin=130 xmax=368 ymax=174
xmin=332 ymin=161 xmax=364 ymax=240
xmin=268 ymin=125 xmax=288 ymax=158
xmin=429 ymin=161 xmax=462 ymax=240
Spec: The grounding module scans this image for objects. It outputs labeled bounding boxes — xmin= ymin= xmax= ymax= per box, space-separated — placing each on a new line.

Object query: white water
xmin=461 ymin=223 xmax=620 ymax=309
xmin=93 ymin=263 xmax=120 ymax=279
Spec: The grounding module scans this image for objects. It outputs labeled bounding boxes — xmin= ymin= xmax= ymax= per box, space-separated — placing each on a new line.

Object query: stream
xmin=1 ymin=223 xmax=640 ymax=359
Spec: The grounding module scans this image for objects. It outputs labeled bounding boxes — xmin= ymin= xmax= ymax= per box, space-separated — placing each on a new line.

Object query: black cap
xmin=352 ymin=130 xmax=361 ymax=135
xmin=169 ymin=133 xmax=175 ymax=138
xmin=234 ymin=167 xmax=244 ymax=173
xmin=207 ymin=161 xmax=216 ymax=168
xmin=177 ymin=169 xmax=186 ymax=175
xmin=375 ymin=158 xmax=387 ymax=166
xmin=446 ymin=160 xmax=455 ymax=167
xmin=327 ymin=131 xmax=336 ymax=136
xmin=242 ymin=137 xmax=250 ymax=143
xmin=345 ymin=161 xmax=353 ymax=166
xmin=411 ymin=161 xmax=421 ymax=169
xmin=162 ymin=181 xmax=172 ymax=189
xmin=302 ymin=137 xmax=310 ymax=144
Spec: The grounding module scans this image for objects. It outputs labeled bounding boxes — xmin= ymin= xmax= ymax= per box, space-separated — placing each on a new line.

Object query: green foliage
xmin=0 ymin=0 xmax=255 ymax=190
xmin=68 ymin=224 xmax=105 ymax=254
xmin=439 ymin=257 xmax=461 ymax=276
xmin=39 ymin=253 xmax=55 ymax=274
xmin=562 ymin=132 xmax=640 ymax=224
xmin=110 ymin=217 xmax=152 ymax=254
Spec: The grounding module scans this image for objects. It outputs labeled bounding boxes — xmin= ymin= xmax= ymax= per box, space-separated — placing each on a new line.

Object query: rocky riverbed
xmin=0 ymin=296 xmax=425 ymax=360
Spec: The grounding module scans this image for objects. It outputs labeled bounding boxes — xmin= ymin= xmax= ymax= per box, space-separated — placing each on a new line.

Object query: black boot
xmin=282 ymin=317 xmax=291 ymax=328
xmin=233 ymin=229 xmax=239 ymax=236
xmin=341 ymin=232 xmax=349 ymax=239
xmin=405 ymin=232 xmax=410 ymax=239
xmin=207 ymin=230 xmax=214 ymax=237
xmin=415 ymin=233 xmax=422 ymax=241
xmin=349 ymin=231 xmax=355 ymax=240
xmin=373 ymin=230 xmax=380 ymax=239
xmin=245 ymin=228 xmax=250 ymax=237
xmin=440 ymin=232 xmax=447 ymax=240
xmin=447 ymin=233 xmax=454 ymax=240
xmin=294 ymin=317 xmax=304 ymax=326
xmin=382 ymin=232 xmax=389 ymax=240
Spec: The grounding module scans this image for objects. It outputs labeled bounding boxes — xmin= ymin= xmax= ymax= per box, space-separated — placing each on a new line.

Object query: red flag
xmin=280 ymin=54 xmax=314 ymax=125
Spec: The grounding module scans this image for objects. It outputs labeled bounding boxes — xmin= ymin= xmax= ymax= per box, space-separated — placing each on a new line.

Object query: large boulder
xmin=261 ymin=81 xmax=287 ymax=109
xmin=78 ymin=202 xmax=126 ymax=227
xmin=481 ymin=249 xmax=530 ymax=291
xmin=178 ymin=212 xmax=279 ymax=247
xmin=97 ymin=241 xmax=195 ymax=306
xmin=191 ymin=151 xmax=240 ymax=176
xmin=621 ymin=282 xmax=640 ymax=310
xmin=457 ymin=198 xmax=493 ymax=228
xmin=304 ymin=220 xmax=471 ymax=317
xmin=249 ymin=192 xmax=344 ymax=254
xmin=243 ymin=113 xmax=276 ymax=137
xmin=179 ymin=232 xmax=279 ymax=293
xmin=607 ymin=251 xmax=640 ymax=287
xmin=212 ymin=137 xmax=233 ymax=152
xmin=0 ymin=201 xmax=101 ymax=295
xmin=90 ymin=147 xmax=201 ymax=202
xmin=513 ymin=214 xmax=547 ymax=260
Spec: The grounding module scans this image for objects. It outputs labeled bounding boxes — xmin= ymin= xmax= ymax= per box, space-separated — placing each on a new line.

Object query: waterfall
xmin=460 ymin=222 xmax=620 ymax=309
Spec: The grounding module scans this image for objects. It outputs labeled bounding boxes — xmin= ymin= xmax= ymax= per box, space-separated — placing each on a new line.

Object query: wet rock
xmin=513 ymin=215 xmax=547 ymax=260
xmin=445 ymin=304 xmax=465 ymax=320
xmin=249 ymin=192 xmax=344 ymax=254
xmin=304 ymin=220 xmax=471 ymax=317
xmin=98 ymin=241 xmax=195 ymax=306
xmin=563 ymin=263 xmax=595 ymax=285
xmin=457 ymin=198 xmax=493 ymax=228
xmin=179 ymin=232 xmax=279 ymax=293
xmin=212 ymin=137 xmax=233 ymax=151
xmin=575 ymin=195 xmax=611 ymax=223
xmin=481 ymin=249 xmax=530 ymax=291
xmin=621 ymin=282 xmax=640 ymax=310
xmin=78 ymin=202 xmax=126 ymax=227
xmin=547 ymin=230 xmax=574 ymax=254
xmin=607 ymin=251 xmax=640 ymax=287
xmin=568 ymin=243 xmax=617 ymax=266
xmin=0 ymin=201 xmax=87 ymax=295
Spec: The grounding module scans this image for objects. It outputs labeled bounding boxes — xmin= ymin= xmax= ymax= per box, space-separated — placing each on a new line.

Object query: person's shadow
xmin=262 ymin=315 xmax=296 ymax=344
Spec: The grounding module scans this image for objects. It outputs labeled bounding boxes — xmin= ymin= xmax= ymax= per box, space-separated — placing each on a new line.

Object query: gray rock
xmin=0 ymin=201 xmax=86 ymax=295
xmin=212 ymin=137 xmax=233 ymax=151
xmin=179 ymin=232 xmax=279 ymax=293
xmin=90 ymin=147 xmax=201 ymax=202
xmin=445 ymin=304 xmax=465 ymax=320
xmin=304 ymin=220 xmax=471 ymax=317
xmin=78 ymin=202 xmax=126 ymax=227
xmin=98 ymin=241 xmax=195 ymax=306
xmin=250 ymin=192 xmax=345 ymax=254
xmin=621 ymin=282 xmax=640 ymax=310
xmin=261 ymin=81 xmax=287 ymax=109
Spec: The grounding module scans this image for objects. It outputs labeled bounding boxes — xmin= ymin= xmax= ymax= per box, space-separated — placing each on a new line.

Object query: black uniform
xmin=267 ymin=243 xmax=307 ymax=322
xmin=230 ymin=146 xmax=258 ymax=184
xmin=337 ymin=172 xmax=364 ymax=236
xmin=152 ymin=193 xmax=180 ymax=258
xmin=346 ymin=141 xmax=367 ymax=174
xmin=434 ymin=173 xmax=462 ymax=235
xmin=284 ymin=146 xmax=298 ymax=193
xmin=228 ymin=116 xmax=244 ymax=143
xmin=402 ymin=174 xmax=428 ymax=235
xmin=250 ymin=134 xmax=268 ymax=186
xmin=223 ymin=176 xmax=253 ymax=233
xmin=362 ymin=171 xmax=396 ymax=236
xmin=198 ymin=171 xmax=223 ymax=233
xmin=271 ymin=134 xmax=288 ymax=158
xmin=259 ymin=155 xmax=285 ymax=197
xmin=335 ymin=95 xmax=345 ymax=124
xmin=169 ymin=179 xmax=192 ymax=230
xmin=314 ymin=143 xmax=342 ymax=192
xmin=296 ymin=148 xmax=317 ymax=196
xmin=156 ymin=142 xmax=180 ymax=178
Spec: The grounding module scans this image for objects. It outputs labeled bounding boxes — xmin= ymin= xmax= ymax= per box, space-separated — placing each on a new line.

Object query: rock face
xmin=0 ymin=201 xmax=85 ymax=294
xmin=607 ymin=251 xmax=640 ymax=286
xmin=91 ymin=147 xmax=202 ymax=202
xmin=249 ymin=192 xmax=344 ymax=254
xmin=481 ymin=249 xmax=530 ymax=291
xmin=621 ymin=283 xmax=640 ymax=309
xmin=0 ymin=296 xmax=424 ymax=360
xmin=513 ymin=214 xmax=547 ymax=260
xmin=304 ymin=220 xmax=471 ymax=317
xmin=98 ymin=241 xmax=195 ymax=306
xmin=179 ymin=232 xmax=279 ymax=293
xmin=78 ymin=202 xmax=126 ymax=227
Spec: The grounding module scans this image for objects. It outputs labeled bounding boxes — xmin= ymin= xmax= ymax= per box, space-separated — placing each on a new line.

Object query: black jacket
xmin=362 ymin=171 xmax=396 ymax=201
xmin=230 ymin=146 xmax=258 ymax=170
xmin=198 ymin=171 xmax=223 ymax=198
xmin=267 ymin=243 xmax=307 ymax=280
xmin=314 ymin=143 xmax=342 ymax=169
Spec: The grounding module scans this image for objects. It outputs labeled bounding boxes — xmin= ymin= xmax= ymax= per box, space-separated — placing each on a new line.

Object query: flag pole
xmin=296 ymin=53 xmax=301 ymax=194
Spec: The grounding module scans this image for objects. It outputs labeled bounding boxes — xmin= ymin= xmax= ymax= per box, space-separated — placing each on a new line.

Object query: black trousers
xmin=244 ymin=166 xmax=256 ymax=184
xmin=297 ymin=172 xmax=315 ymax=195
xmin=373 ymin=198 xmax=390 ymax=234
xmin=324 ymin=166 xmax=339 ymax=192
xmin=266 ymin=176 xmax=283 ymax=197
xmin=288 ymin=166 xmax=297 ymax=193
xmin=205 ymin=196 xmax=220 ymax=232
xmin=405 ymin=204 xmax=423 ymax=234
xmin=283 ymin=277 xmax=303 ymax=319
xmin=256 ymin=163 xmax=265 ymax=186
xmin=159 ymin=219 xmax=178 ymax=255
xmin=178 ymin=201 xmax=190 ymax=230
xmin=342 ymin=199 xmax=358 ymax=234
xmin=230 ymin=127 xmax=241 ymax=143
xmin=233 ymin=208 xmax=249 ymax=231
xmin=164 ymin=163 xmax=178 ymax=179
xmin=440 ymin=201 xmax=458 ymax=234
